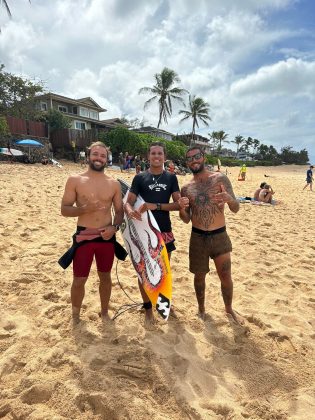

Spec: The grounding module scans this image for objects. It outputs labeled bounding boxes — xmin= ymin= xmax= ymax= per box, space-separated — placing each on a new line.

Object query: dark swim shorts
xmin=73 ymin=241 xmax=115 ymax=277
xmin=189 ymin=226 xmax=232 ymax=274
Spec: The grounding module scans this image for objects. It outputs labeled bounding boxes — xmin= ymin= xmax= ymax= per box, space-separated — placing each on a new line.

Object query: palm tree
xmin=139 ymin=67 xmax=187 ymax=128
xmin=1 ymin=0 xmax=12 ymax=17
xmin=209 ymin=130 xmax=229 ymax=152
xmin=1 ymin=1 xmax=31 ymax=17
xmin=233 ymin=135 xmax=244 ymax=154
xmin=178 ymin=95 xmax=211 ymax=144
xmin=252 ymin=138 xmax=260 ymax=155
xmin=243 ymin=136 xmax=253 ymax=153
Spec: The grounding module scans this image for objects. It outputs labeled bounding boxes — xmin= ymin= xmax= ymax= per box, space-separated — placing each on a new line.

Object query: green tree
xmin=252 ymin=138 xmax=260 ymax=155
xmin=0 ymin=116 xmax=10 ymax=137
xmin=99 ymin=126 xmax=187 ymax=162
xmin=139 ymin=67 xmax=187 ymax=128
xmin=43 ymin=109 xmax=72 ymax=132
xmin=0 ymin=64 xmax=44 ymax=120
xmin=178 ymin=95 xmax=211 ymax=143
xmin=280 ymin=146 xmax=309 ymax=164
xmin=209 ymin=130 xmax=229 ymax=152
xmin=232 ymin=135 xmax=244 ymax=153
xmin=243 ymin=136 xmax=253 ymax=153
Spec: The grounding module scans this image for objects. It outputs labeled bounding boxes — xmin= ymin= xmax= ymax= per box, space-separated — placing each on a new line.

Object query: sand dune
xmin=0 ymin=162 xmax=314 ymax=419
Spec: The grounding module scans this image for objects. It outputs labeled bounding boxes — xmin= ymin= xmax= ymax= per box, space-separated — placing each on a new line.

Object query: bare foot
xmin=169 ymin=306 xmax=178 ymax=319
xmin=226 ymin=309 xmax=245 ymax=325
xmin=72 ymin=306 xmax=81 ymax=324
xmin=144 ymin=308 xmax=155 ymax=326
xmin=198 ymin=311 xmax=206 ymax=320
xmin=99 ymin=312 xmax=112 ymax=322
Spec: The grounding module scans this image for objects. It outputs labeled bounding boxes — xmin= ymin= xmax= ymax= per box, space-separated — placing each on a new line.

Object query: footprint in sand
xmin=21 ymin=383 xmax=54 ymax=405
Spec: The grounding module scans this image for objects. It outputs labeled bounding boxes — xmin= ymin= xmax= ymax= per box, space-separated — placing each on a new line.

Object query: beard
xmin=89 ymin=161 xmax=106 ymax=172
xmin=190 ymin=162 xmax=205 ymax=174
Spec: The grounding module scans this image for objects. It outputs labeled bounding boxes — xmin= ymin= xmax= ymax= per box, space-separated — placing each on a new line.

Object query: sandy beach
xmin=0 ymin=162 xmax=314 ymax=419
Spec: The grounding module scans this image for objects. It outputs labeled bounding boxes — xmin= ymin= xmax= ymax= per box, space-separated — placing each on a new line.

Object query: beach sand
xmin=0 ymin=162 xmax=314 ymax=419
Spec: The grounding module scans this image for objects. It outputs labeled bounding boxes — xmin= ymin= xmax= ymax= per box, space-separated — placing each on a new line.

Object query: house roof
xmin=35 ymin=92 xmax=106 ymax=112
xmin=131 ymin=126 xmax=175 ymax=136
xmin=176 ymin=133 xmax=209 ymax=143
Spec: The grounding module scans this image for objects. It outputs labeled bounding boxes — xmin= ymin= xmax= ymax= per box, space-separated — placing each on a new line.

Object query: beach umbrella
xmin=15 ymin=139 xmax=44 ymax=159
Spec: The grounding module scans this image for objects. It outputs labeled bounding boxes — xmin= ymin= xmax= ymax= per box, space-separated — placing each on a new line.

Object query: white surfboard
xmin=0 ymin=148 xmax=24 ymax=156
xmin=119 ymin=179 xmax=172 ymax=320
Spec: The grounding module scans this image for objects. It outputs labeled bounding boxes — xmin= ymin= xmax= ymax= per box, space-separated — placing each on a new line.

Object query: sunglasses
xmin=186 ymin=152 xmax=203 ymax=162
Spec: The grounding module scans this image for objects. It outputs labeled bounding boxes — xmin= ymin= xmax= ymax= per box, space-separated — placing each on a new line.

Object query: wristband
xmin=156 ymin=203 xmax=161 ymax=211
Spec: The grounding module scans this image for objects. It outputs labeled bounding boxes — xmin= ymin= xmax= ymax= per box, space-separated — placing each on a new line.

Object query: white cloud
xmin=0 ymin=0 xmax=314 ymax=161
xmin=231 ymin=58 xmax=315 ymax=98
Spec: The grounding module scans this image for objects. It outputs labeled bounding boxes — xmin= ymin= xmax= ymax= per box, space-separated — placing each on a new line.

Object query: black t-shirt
xmin=130 ymin=170 xmax=180 ymax=232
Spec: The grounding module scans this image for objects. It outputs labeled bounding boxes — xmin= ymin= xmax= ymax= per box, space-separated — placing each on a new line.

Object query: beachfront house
xmin=176 ymin=133 xmax=212 ymax=154
xmin=236 ymin=151 xmax=253 ymax=161
xmin=34 ymin=93 xmax=126 ymax=149
xmin=130 ymin=126 xmax=174 ymax=141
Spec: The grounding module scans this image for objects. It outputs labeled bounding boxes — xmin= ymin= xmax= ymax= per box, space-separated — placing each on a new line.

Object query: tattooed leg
xmin=214 ymin=253 xmax=244 ymax=324
xmin=194 ymin=273 xmax=206 ymax=319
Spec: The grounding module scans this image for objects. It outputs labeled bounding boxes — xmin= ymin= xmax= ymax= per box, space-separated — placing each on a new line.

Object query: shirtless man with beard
xmin=60 ymin=141 xmax=124 ymax=322
xmin=179 ymin=146 xmax=242 ymax=323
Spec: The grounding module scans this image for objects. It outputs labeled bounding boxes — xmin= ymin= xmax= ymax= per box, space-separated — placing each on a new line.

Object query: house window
xmin=89 ymin=110 xmax=98 ymax=120
xmin=75 ymin=121 xmax=86 ymax=130
xmin=40 ymin=102 xmax=47 ymax=111
xmin=79 ymin=107 xmax=89 ymax=117
xmin=58 ymin=105 xmax=68 ymax=113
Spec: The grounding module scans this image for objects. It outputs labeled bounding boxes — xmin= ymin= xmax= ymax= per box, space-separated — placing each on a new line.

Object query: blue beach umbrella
xmin=15 ymin=139 xmax=44 ymax=159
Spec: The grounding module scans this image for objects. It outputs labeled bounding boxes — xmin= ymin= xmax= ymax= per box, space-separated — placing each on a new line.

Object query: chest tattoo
xmin=188 ymin=179 xmax=221 ymax=224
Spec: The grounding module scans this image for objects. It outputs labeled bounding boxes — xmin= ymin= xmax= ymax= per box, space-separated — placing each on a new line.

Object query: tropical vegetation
xmin=0 ymin=64 xmax=44 ymax=120
xmin=139 ymin=67 xmax=187 ymax=128
xmin=179 ymin=95 xmax=211 ymax=140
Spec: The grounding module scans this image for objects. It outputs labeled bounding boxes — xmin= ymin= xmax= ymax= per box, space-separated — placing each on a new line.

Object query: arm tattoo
xmin=220 ymin=175 xmax=239 ymax=213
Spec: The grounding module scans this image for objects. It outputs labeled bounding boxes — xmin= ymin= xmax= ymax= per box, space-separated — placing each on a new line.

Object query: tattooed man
xmin=180 ymin=146 xmax=242 ymax=323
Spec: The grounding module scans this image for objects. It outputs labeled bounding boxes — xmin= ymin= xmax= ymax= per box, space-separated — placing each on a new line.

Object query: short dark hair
xmin=87 ymin=141 xmax=108 ymax=157
xmin=260 ymin=182 xmax=267 ymax=188
xmin=185 ymin=146 xmax=204 ymax=157
xmin=148 ymin=142 xmax=166 ymax=154
xmin=311 ymin=165 xmax=314 ymax=168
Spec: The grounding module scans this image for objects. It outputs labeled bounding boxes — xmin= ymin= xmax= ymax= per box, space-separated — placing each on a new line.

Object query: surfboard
xmin=51 ymin=158 xmax=63 ymax=168
xmin=0 ymin=148 xmax=24 ymax=156
xmin=119 ymin=179 xmax=172 ymax=320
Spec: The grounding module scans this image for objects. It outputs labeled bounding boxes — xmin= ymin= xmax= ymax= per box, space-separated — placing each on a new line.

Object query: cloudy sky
xmin=1 ymin=0 xmax=314 ymax=161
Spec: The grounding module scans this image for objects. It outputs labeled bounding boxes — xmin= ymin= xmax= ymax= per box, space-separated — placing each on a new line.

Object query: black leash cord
xmin=112 ymin=260 xmax=142 ymax=320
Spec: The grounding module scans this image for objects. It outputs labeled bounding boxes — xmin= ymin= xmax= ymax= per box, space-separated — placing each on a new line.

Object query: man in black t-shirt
xmin=124 ymin=142 xmax=189 ymax=323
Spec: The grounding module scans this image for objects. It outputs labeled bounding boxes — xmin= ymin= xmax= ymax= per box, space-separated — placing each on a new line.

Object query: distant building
xmin=236 ymin=151 xmax=253 ymax=161
xmin=130 ymin=126 xmax=174 ymax=141
xmin=175 ymin=133 xmax=212 ymax=154
xmin=34 ymin=92 xmax=127 ymax=149
xmin=219 ymin=148 xmax=237 ymax=158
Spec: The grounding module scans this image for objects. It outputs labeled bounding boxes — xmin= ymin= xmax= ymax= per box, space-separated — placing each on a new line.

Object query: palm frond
xmin=1 ymin=0 xmax=12 ymax=17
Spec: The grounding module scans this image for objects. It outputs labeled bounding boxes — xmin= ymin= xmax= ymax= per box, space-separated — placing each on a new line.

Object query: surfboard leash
xmin=112 ymin=260 xmax=143 ymax=320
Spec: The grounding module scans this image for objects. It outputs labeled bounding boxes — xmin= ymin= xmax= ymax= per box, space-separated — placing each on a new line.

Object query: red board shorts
xmin=73 ymin=241 xmax=115 ymax=277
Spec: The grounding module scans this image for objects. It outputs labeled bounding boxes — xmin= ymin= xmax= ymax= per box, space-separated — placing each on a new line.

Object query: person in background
xmin=258 ymin=184 xmax=275 ymax=203
xmin=239 ymin=164 xmax=247 ymax=180
xmin=253 ymin=182 xmax=267 ymax=201
xmin=107 ymin=147 xmax=113 ymax=166
xmin=303 ymin=165 xmax=314 ymax=191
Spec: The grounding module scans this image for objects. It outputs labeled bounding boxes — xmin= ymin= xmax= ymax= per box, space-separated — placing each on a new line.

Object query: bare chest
xmin=76 ymin=178 xmax=114 ymax=204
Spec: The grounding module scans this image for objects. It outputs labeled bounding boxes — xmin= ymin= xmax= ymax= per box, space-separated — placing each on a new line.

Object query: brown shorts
xmin=189 ymin=226 xmax=232 ymax=273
